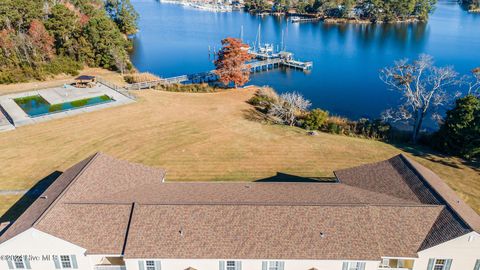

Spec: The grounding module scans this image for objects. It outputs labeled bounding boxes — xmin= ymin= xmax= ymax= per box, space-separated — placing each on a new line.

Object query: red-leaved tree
xmin=28 ymin=19 xmax=55 ymax=60
xmin=214 ymin=37 xmax=252 ymax=88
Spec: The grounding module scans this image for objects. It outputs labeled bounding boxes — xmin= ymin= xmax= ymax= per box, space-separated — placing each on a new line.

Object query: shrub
xmin=302 ymin=109 xmax=329 ymax=130
xmin=43 ymin=56 xmax=82 ymax=76
xmin=325 ymin=116 xmax=350 ymax=134
xmin=248 ymin=87 xmax=279 ymax=106
xmin=268 ymin=92 xmax=311 ymax=126
xmin=0 ymin=68 xmax=29 ymax=84
xmin=354 ymin=118 xmax=391 ymax=139
xmin=245 ymin=87 xmax=392 ymax=141
xmin=327 ymin=122 xmax=341 ymax=134
xmin=157 ymin=83 xmax=218 ymax=93
xmin=0 ymin=57 xmax=81 ymax=84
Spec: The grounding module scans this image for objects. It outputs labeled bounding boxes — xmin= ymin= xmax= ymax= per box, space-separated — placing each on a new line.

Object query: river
xmin=130 ymin=0 xmax=480 ymax=126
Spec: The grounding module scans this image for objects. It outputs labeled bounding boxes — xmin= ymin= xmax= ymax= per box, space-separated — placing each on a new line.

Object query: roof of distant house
xmin=0 ymin=153 xmax=478 ymax=261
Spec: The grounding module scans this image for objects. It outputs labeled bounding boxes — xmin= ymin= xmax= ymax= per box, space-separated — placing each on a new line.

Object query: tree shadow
xmin=254 ymin=172 xmax=337 ymax=183
xmin=0 ymin=171 xmax=62 ymax=223
xmin=391 ymin=141 xmax=480 ymax=173
xmin=241 ymin=108 xmax=270 ymax=123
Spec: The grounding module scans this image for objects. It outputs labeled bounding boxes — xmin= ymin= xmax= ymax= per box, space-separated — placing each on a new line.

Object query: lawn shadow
xmin=242 ymin=108 xmax=269 ymax=123
xmin=255 ymin=172 xmax=337 ymax=183
xmin=0 ymin=171 xmax=62 ymax=224
xmin=391 ymin=141 xmax=479 ymax=173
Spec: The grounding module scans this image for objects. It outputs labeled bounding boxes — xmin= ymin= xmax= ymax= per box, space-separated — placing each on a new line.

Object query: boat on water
xmin=290 ymin=16 xmax=320 ymax=23
xmin=159 ymin=0 xmax=234 ymax=12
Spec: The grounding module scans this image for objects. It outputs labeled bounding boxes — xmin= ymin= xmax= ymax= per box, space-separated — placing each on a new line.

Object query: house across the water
xmin=0 ymin=153 xmax=479 ymax=270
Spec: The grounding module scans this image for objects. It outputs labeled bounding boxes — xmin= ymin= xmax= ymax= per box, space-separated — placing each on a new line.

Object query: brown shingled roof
xmin=334 ymin=154 xmax=477 ymax=251
xmin=0 ymin=153 xmax=97 ymax=244
xmin=35 ymin=203 xmax=133 ymax=255
xmin=402 ymin=155 xmax=480 ymax=233
xmin=0 ymin=152 xmax=166 ymax=250
xmin=1 ymin=153 xmax=478 ymax=260
xmin=124 ymin=204 xmax=443 ymax=260
xmin=85 ymin=181 xmax=418 ymax=206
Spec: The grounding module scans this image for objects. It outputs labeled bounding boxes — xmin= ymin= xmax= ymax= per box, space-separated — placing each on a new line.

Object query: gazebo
xmin=74 ymin=75 xmax=96 ymax=88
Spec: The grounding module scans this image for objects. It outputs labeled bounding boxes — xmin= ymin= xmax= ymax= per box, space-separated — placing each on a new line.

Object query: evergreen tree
xmin=434 ymin=95 xmax=480 ymax=160
xmin=45 ymin=4 xmax=80 ymax=57
xmin=105 ymin=0 xmax=139 ymax=35
xmin=83 ymin=10 xmax=128 ymax=69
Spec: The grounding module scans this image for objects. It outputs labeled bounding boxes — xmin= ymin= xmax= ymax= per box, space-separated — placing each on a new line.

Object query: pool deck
xmin=40 ymin=84 xmax=113 ymax=104
xmin=0 ymin=83 xmax=134 ymax=130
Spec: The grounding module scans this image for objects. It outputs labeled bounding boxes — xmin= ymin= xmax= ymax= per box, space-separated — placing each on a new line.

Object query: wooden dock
xmin=127 ymin=52 xmax=313 ymax=90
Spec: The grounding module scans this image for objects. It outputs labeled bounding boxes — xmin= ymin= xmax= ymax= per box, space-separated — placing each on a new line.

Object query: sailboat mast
xmin=257 ymin=24 xmax=261 ymax=48
xmin=240 ymin=25 xmax=244 ymax=41
xmin=281 ymin=29 xmax=284 ymax=51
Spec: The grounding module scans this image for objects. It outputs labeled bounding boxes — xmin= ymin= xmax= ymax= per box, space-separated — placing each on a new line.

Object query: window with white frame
xmin=13 ymin=256 xmax=25 ymax=269
xmin=347 ymin=262 xmax=361 ymax=270
xmin=268 ymin=261 xmax=280 ymax=270
xmin=434 ymin=260 xmax=447 ymax=270
xmin=145 ymin=260 xmax=156 ymax=270
xmin=60 ymin=255 xmax=72 ymax=269
xmin=226 ymin=261 xmax=237 ymax=270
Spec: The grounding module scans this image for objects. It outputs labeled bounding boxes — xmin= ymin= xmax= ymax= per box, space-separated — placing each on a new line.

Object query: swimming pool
xmin=14 ymin=95 xmax=114 ymax=117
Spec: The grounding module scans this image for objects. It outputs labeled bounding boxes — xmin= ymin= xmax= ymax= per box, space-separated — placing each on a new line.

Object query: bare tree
xmin=467 ymin=67 xmax=480 ymax=95
xmin=111 ymin=48 xmax=127 ymax=75
xmin=268 ymin=92 xmax=311 ymax=126
xmin=380 ymin=54 xmax=460 ymax=143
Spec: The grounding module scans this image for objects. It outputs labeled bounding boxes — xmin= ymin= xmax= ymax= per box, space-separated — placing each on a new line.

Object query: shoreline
xmin=248 ymin=11 xmax=424 ymax=24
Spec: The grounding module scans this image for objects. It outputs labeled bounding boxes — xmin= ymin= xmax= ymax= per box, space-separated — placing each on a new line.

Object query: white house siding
xmin=414 ymin=232 xmax=480 ymax=270
xmin=125 ymin=259 xmax=380 ymax=270
xmin=0 ymin=228 xmax=90 ymax=270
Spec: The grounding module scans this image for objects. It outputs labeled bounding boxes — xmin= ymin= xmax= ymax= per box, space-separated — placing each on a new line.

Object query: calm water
xmin=130 ymin=0 xmax=480 ymax=123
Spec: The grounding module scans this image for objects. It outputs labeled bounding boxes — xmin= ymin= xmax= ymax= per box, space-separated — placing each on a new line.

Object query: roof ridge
xmin=160 ymin=181 xmax=339 ymax=184
xmin=62 ymin=202 xmax=134 ymax=205
xmin=133 ymin=202 xmax=437 ymax=207
xmin=32 ymin=152 xmax=101 ymax=227
xmin=399 ymin=154 xmax=480 ymax=232
xmin=136 ymin=202 xmax=372 ymax=207
xmin=369 ymin=204 xmax=443 ymax=208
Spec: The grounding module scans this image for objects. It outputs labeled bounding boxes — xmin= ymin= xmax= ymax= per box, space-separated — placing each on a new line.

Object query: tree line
xmin=0 ymin=0 xmax=138 ymax=84
xmin=461 ymin=0 xmax=480 ymax=11
xmin=245 ymin=0 xmax=437 ymax=22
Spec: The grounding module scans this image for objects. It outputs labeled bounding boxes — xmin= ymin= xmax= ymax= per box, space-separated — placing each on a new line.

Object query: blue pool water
xmin=14 ymin=95 xmax=114 ymax=117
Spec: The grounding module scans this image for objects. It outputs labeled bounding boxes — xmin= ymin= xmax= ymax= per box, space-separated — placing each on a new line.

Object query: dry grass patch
xmin=124 ymin=72 xmax=161 ymax=83
xmin=0 ymin=88 xmax=478 ymax=216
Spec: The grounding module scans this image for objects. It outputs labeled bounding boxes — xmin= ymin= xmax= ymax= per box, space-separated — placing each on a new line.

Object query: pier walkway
xmin=127 ymin=55 xmax=312 ymax=90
